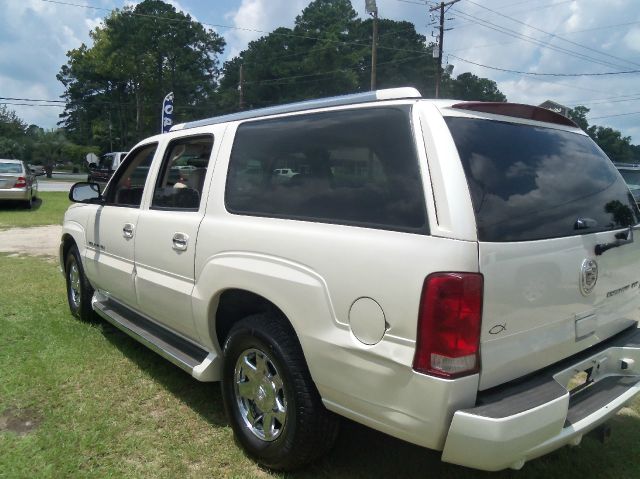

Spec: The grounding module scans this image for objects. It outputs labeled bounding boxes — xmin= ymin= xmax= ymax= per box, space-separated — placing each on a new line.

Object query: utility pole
xmin=430 ymin=0 xmax=459 ymax=99
xmin=238 ymin=63 xmax=245 ymax=110
xmin=366 ymin=0 xmax=379 ymax=91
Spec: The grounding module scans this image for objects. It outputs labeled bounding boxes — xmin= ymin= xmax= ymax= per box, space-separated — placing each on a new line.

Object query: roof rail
xmin=451 ymin=102 xmax=578 ymax=128
xmin=170 ymin=87 xmax=421 ymax=132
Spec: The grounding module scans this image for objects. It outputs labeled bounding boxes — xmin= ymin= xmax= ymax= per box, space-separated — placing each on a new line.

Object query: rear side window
xmin=445 ymin=117 xmax=639 ymax=242
xmin=225 ymin=107 xmax=427 ymax=233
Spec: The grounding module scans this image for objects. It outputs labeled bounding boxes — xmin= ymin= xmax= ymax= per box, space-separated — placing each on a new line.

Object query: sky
xmin=1 ymin=0 xmax=640 ymax=142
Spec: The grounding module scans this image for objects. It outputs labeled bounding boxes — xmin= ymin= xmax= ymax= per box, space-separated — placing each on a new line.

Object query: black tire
xmin=24 ymin=194 xmax=33 ymax=209
xmin=221 ymin=313 xmax=339 ymax=471
xmin=65 ymin=245 xmax=95 ymax=321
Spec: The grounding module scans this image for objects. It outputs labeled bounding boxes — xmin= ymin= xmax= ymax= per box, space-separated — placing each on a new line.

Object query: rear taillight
xmin=413 ymin=273 xmax=483 ymax=379
xmin=14 ymin=177 xmax=27 ymax=188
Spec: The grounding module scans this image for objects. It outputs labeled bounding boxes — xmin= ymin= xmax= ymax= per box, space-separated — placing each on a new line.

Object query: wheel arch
xmin=192 ymin=253 xmax=340 ymax=385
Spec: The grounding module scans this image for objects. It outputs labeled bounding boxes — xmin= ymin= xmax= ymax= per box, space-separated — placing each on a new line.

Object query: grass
xmin=0 ymin=192 xmax=70 ymax=229
xmin=1 ymin=254 xmax=639 ymax=478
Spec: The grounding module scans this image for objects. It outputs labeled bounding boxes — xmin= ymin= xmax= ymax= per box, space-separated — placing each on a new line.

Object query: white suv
xmin=60 ymin=88 xmax=640 ymax=472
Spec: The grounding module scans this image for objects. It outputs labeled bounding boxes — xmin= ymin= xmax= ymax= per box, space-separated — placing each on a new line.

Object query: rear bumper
xmin=442 ymin=326 xmax=640 ymax=471
xmin=0 ymin=188 xmax=30 ymax=200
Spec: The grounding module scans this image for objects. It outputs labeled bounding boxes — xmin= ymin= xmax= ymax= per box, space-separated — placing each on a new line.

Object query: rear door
xmin=134 ymin=131 xmax=219 ymax=341
xmin=444 ymin=115 xmax=640 ymax=390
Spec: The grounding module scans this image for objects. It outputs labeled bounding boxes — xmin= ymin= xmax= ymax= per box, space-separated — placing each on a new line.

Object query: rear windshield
xmin=0 ymin=162 xmax=23 ymax=174
xmin=445 ymin=117 xmax=639 ymax=242
xmin=225 ymin=106 xmax=427 ymax=233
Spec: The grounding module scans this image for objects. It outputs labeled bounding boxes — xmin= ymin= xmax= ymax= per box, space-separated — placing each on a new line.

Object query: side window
xmin=105 ymin=143 xmax=157 ymax=207
xmin=225 ymin=107 xmax=427 ymax=233
xmin=151 ymin=135 xmax=213 ymax=211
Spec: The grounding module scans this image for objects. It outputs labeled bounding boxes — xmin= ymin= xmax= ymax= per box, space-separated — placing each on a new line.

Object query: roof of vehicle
xmin=168 ymin=87 xmax=579 ymax=134
xmin=614 ymin=162 xmax=640 ymax=169
xmin=171 ymin=88 xmax=422 ymax=132
xmin=0 ymin=159 xmax=22 ymax=163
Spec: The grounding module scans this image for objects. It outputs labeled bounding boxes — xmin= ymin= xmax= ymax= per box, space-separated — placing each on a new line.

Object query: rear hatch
xmin=444 ymin=113 xmax=640 ymax=390
xmin=0 ymin=162 xmax=23 ymax=189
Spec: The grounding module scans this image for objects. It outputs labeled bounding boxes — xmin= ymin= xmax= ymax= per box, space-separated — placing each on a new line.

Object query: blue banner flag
xmin=161 ymin=92 xmax=174 ymax=133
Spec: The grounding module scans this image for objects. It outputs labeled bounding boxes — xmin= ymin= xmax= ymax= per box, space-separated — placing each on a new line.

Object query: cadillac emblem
xmin=580 ymin=259 xmax=598 ymax=296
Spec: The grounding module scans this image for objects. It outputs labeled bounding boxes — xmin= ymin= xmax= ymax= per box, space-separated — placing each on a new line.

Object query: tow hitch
xmin=590 ymin=423 xmax=612 ymax=444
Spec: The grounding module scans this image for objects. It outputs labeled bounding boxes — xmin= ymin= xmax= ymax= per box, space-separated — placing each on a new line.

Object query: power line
xmin=463 ymin=0 xmax=640 ymax=69
xmin=451 ymin=9 xmax=631 ymax=71
xmin=448 ymin=54 xmax=640 ymax=76
xmin=39 ymin=0 xmax=432 ymax=57
xmin=588 ymin=111 xmax=640 ymax=121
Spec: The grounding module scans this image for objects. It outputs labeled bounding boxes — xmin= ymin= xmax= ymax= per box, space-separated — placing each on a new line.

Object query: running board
xmin=92 ymin=295 xmax=220 ymax=381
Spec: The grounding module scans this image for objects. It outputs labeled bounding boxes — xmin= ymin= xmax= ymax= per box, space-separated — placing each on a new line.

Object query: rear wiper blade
xmin=594 ymin=224 xmax=640 ymax=256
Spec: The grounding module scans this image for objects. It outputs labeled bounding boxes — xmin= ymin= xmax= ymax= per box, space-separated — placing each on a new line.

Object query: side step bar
xmin=92 ymin=295 xmax=220 ymax=381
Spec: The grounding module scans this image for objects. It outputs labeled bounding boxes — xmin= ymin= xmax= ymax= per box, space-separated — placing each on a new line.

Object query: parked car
xmin=61 ymin=88 xmax=640 ymax=472
xmin=87 ymin=151 xmax=128 ymax=185
xmin=28 ymin=164 xmax=46 ymax=176
xmin=614 ymin=162 xmax=640 ymax=207
xmin=0 ymin=159 xmax=38 ymax=208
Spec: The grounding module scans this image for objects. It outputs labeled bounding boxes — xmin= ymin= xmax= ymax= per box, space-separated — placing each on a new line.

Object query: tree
xmin=568 ymin=105 xmax=590 ymax=131
xmin=218 ymin=0 xmax=442 ymax=111
xmin=443 ymin=72 xmax=507 ymax=102
xmin=58 ymin=0 xmax=225 ymax=151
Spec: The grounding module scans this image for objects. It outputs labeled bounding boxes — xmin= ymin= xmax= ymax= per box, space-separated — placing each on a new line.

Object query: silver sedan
xmin=0 ymin=159 xmax=39 ymax=208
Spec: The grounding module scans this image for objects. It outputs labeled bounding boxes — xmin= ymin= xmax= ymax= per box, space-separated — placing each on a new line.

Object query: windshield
xmin=0 ymin=162 xmax=23 ymax=174
xmin=619 ymin=169 xmax=640 ymax=188
xmin=445 ymin=117 xmax=640 ymax=242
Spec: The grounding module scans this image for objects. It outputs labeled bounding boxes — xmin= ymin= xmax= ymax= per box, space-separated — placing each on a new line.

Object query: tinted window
xmin=106 ymin=144 xmax=157 ymax=207
xmin=152 ymin=135 xmax=213 ymax=210
xmin=445 ymin=117 xmax=639 ymax=242
xmin=225 ymin=107 xmax=427 ymax=232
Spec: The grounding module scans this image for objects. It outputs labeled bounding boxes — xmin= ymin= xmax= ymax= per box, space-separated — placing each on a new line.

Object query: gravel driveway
xmin=0 ymin=225 xmax=61 ymax=258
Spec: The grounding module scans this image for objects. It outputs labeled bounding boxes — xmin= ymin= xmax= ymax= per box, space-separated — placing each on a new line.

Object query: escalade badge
xmin=580 ymin=259 xmax=598 ymax=296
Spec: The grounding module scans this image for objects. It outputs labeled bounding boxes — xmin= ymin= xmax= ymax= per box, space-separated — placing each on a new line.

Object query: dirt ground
xmin=0 ymin=225 xmax=61 ymax=258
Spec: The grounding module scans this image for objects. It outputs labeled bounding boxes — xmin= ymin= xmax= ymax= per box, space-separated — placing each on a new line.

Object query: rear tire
xmin=65 ymin=245 xmax=95 ymax=321
xmin=23 ymin=194 xmax=33 ymax=209
xmin=221 ymin=313 xmax=339 ymax=471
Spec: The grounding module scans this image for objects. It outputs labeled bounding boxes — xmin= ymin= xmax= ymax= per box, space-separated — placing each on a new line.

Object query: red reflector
xmin=413 ymin=273 xmax=483 ymax=378
xmin=14 ymin=177 xmax=27 ymax=188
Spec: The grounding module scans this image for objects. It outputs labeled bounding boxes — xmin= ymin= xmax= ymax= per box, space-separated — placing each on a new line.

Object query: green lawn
xmin=1 ymin=254 xmax=639 ymax=478
xmin=0 ymin=192 xmax=70 ymax=229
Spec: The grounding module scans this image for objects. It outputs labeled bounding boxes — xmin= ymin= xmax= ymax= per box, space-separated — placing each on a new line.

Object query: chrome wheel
xmin=234 ymin=347 xmax=287 ymax=442
xmin=68 ymin=260 xmax=81 ymax=309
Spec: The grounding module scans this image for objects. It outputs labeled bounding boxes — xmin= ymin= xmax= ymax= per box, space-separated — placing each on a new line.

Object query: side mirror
xmin=69 ymin=182 xmax=103 ymax=204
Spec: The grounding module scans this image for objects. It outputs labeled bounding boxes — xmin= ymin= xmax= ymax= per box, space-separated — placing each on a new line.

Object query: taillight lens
xmin=14 ymin=177 xmax=27 ymax=188
xmin=413 ymin=273 xmax=483 ymax=378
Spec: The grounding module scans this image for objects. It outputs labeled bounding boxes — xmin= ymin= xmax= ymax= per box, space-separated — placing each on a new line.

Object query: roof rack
xmin=170 ymin=87 xmax=421 ymax=132
xmin=451 ymin=102 xmax=578 ymax=128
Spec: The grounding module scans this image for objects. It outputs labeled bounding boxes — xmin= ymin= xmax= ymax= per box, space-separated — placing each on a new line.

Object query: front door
xmin=134 ymin=133 xmax=217 ymax=341
xmin=84 ymin=143 xmax=158 ymax=309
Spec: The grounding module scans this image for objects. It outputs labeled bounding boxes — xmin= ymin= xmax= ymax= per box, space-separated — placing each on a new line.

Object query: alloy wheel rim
xmin=69 ymin=261 xmax=81 ymax=309
xmin=234 ymin=347 xmax=287 ymax=442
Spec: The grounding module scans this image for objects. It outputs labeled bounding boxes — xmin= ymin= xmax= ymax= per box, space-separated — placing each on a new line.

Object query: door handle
xmin=122 ymin=223 xmax=135 ymax=239
xmin=172 ymin=232 xmax=189 ymax=251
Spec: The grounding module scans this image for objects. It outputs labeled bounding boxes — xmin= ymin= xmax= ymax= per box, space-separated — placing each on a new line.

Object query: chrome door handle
xmin=172 ymin=232 xmax=189 ymax=251
xmin=122 ymin=223 xmax=135 ymax=239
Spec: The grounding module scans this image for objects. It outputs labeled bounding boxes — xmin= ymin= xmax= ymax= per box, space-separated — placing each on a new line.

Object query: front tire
xmin=221 ymin=313 xmax=339 ymax=471
xmin=65 ymin=245 xmax=95 ymax=321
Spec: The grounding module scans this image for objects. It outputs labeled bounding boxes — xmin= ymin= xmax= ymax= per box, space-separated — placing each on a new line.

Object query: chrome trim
xmin=170 ymin=88 xmax=421 ymax=131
